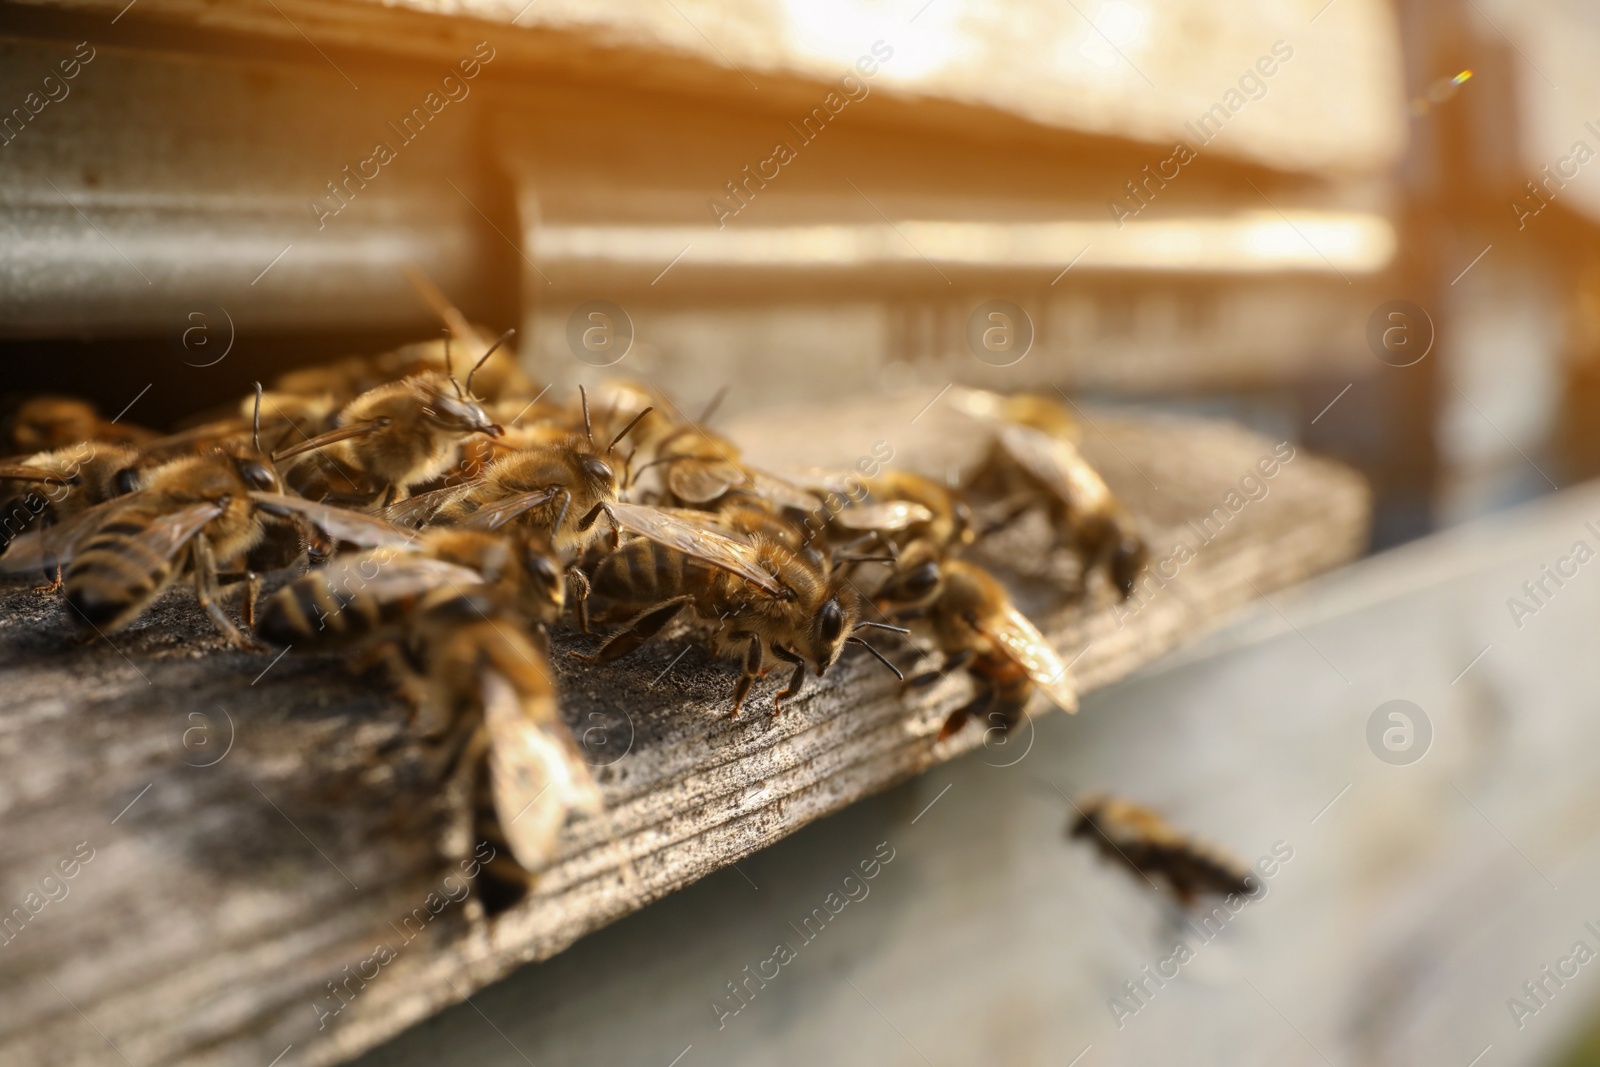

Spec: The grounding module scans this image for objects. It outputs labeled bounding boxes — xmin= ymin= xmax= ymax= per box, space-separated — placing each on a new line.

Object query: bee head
xmin=229 ymin=450 xmax=282 ymax=493
xmin=874 ymin=542 xmax=943 ymax=611
xmin=807 ymin=583 xmax=860 ymax=674
xmin=576 ymin=450 xmax=617 ymax=494
xmin=1109 ymin=533 xmax=1148 ymax=600
xmin=428 ymin=385 xmax=504 ymax=439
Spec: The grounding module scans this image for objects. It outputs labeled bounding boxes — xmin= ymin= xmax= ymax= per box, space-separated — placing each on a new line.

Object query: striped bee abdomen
xmin=65 ymin=515 xmax=179 ymax=630
xmin=256 ymin=569 xmax=403 ymax=648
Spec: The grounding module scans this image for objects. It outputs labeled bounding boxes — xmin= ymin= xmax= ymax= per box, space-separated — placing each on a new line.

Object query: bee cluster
xmin=0 ymin=318 xmax=1177 ymax=910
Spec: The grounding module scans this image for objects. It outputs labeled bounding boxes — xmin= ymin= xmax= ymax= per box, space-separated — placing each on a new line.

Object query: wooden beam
xmin=0 ymin=399 xmax=1366 ymax=1066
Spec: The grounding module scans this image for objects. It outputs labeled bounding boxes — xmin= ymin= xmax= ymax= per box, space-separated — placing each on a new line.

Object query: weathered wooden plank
xmin=0 ymin=398 xmax=1366 ymax=1066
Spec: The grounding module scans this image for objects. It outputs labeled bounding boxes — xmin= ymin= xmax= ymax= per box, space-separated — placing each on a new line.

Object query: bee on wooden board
xmin=390 ymin=590 xmax=602 ymax=895
xmin=0 ymin=442 xmax=141 ymax=558
xmin=965 ymin=420 xmax=1148 ymax=600
xmin=275 ymin=332 xmax=516 ymax=507
xmin=948 ymin=386 xmax=1083 ymax=442
xmin=580 ymin=501 xmax=906 ymax=716
xmin=255 ymin=526 xmax=565 ymax=653
xmin=382 ymin=389 xmax=654 ymax=630
xmin=786 ymin=468 xmax=976 ymax=611
xmin=0 ymin=389 xmax=415 ymax=648
xmin=1069 ymin=793 xmax=1258 ymax=907
xmin=898 ymin=558 xmax=1079 ymax=739
xmin=255 ymin=530 xmax=581 ymax=900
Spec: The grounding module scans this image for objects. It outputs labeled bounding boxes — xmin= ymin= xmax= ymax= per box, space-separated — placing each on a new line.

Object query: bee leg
xmin=938 ymin=682 xmax=995 ymax=741
xmin=575 ymin=502 xmax=620 ymax=551
xmin=565 ymin=565 xmax=592 ymax=634
xmin=35 ymin=563 xmax=62 ymax=594
xmin=237 ymin=571 xmax=262 ymax=629
xmin=575 ymin=596 xmax=690 ymax=664
xmin=903 ymin=648 xmax=974 ymax=691
xmin=981 ymin=495 xmax=1034 ymax=537
xmin=435 ymin=723 xmax=491 ymax=900
xmin=770 ymin=643 xmax=806 ymax=714
xmin=728 ymin=630 xmax=764 ymax=718
xmin=192 ymin=534 xmax=267 ymax=651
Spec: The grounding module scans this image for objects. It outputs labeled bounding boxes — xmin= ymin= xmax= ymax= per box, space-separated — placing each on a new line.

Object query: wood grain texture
xmin=0 ymin=400 xmax=1367 ymax=1066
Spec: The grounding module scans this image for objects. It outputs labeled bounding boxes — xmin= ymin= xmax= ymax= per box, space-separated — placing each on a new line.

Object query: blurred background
xmin=5 ymin=0 xmax=1600 ymax=1063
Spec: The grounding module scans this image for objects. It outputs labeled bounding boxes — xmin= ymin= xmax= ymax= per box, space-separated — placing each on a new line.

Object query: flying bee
xmin=255 ymin=526 xmax=565 ymax=651
xmin=275 ymin=332 xmax=516 ymax=507
xmin=965 ymin=422 xmax=1148 ymax=599
xmin=393 ymin=591 xmax=602 ymax=900
xmin=1069 ymin=793 xmax=1257 ymax=907
xmin=580 ymin=502 xmax=905 ymax=716
xmin=0 ymin=390 xmax=415 ymax=648
xmin=898 ymin=558 xmax=1078 ymax=740
xmin=4 ymin=395 xmax=159 ymax=453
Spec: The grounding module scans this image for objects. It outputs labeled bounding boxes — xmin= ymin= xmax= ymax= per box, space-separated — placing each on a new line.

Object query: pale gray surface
xmin=357 ymin=479 xmax=1600 ymax=1067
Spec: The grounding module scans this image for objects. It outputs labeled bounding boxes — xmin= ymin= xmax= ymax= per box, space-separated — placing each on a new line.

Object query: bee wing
xmin=248 ymin=492 xmax=417 ymax=548
xmin=974 ymin=602 xmax=1079 ymax=713
xmin=997 ymin=425 xmax=1110 ymax=511
xmin=462 ymin=488 xmax=560 ymax=531
xmin=830 ymin=500 xmax=935 ymax=531
xmin=666 ymin=458 xmax=747 ymax=503
xmin=777 ymin=465 xmax=858 ymax=496
xmin=6 ymin=499 xmax=225 ymax=575
xmin=381 ymin=482 xmax=472 ymax=528
xmin=481 ymin=668 xmax=602 ymax=873
xmin=320 ymin=553 xmax=487 ymax=604
xmin=606 ymin=501 xmax=786 ymax=596
xmin=0 ymin=493 xmax=146 ymax=572
xmin=744 ymin=467 xmax=823 ymax=512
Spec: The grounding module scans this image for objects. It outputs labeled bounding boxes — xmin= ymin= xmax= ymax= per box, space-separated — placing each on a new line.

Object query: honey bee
xmin=385 ymin=389 xmax=652 ymax=553
xmin=255 ymin=527 xmax=564 ymax=650
xmin=393 ymin=591 xmax=602 ymax=893
xmin=966 ymin=421 xmax=1147 ymax=599
xmin=254 ymin=528 xmax=585 ymax=899
xmin=275 ymin=332 xmax=516 ymax=507
xmin=1069 ymin=793 xmax=1257 ymax=907
xmin=581 ymin=502 xmax=904 ymax=715
xmin=0 ymin=443 xmax=140 ymax=554
xmin=898 ymin=558 xmax=1078 ymax=739
xmin=0 ymin=392 xmax=415 ymax=647
xmin=4 ymin=395 xmax=158 ymax=453
xmin=948 ymin=386 xmax=1082 ymax=441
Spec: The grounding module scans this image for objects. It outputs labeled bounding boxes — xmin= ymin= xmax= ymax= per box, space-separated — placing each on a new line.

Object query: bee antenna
xmin=443 ymin=332 xmax=465 ymax=399
xmin=622 ymin=445 xmax=638 ymax=490
xmin=552 ymin=488 xmax=572 ymax=535
xmin=251 ymin=382 xmax=263 ymax=453
xmin=853 ymin=620 xmax=909 ymax=634
xmin=607 ymin=405 xmax=654 ymax=454
xmin=697 ymin=386 xmax=729 ymax=426
xmin=846 ymin=636 xmax=903 ymax=680
xmin=580 ymin=385 xmax=593 ymax=445
xmin=466 ymin=328 xmax=515 ymax=398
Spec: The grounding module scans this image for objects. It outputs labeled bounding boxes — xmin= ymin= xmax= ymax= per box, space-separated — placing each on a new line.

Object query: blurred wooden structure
xmin=3 ymin=0 xmax=1402 ymax=412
